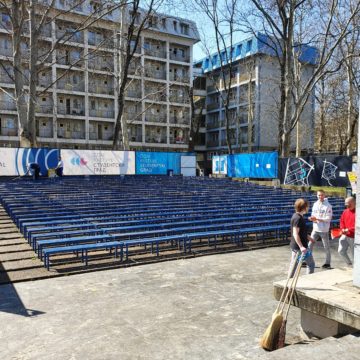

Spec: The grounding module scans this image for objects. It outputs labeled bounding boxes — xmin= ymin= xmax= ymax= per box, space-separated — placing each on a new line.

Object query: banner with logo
xmin=212 ymin=155 xmax=228 ymax=175
xmin=61 ymin=150 xmax=135 ymax=175
xmin=135 ymin=152 xmax=193 ymax=175
xmin=278 ymin=155 xmax=351 ymax=187
xmin=0 ymin=148 xmax=59 ymax=176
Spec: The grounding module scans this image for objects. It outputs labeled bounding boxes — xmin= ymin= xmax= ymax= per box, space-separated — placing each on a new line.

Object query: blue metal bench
xmin=43 ymin=241 xmax=124 ymax=270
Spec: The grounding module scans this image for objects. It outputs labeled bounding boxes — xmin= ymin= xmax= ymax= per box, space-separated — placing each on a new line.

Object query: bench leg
xmin=120 ymin=245 xmax=123 ymax=262
xmin=85 ymin=250 xmax=88 ymax=266
xmin=156 ymin=242 xmax=159 ymax=256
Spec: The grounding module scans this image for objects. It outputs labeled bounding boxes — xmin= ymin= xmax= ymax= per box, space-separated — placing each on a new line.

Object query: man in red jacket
xmin=338 ymin=197 xmax=356 ymax=265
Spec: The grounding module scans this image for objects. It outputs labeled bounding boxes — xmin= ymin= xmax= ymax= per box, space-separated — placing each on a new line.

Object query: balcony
xmin=88 ymin=59 xmax=114 ymax=72
xmin=169 ymin=73 xmax=189 ymax=83
xmin=125 ymin=89 xmax=142 ymax=99
xmin=206 ymin=102 xmax=219 ymax=111
xmin=37 ymin=119 xmax=53 ymax=138
xmin=169 ymin=129 xmax=188 ymax=145
xmin=89 ymin=109 xmax=114 ymax=119
xmin=144 ymin=68 xmax=166 ymax=81
xmin=206 ymin=139 xmax=219 ymax=147
xmin=57 ymin=106 xmax=85 ymax=116
xmin=206 ymin=120 xmax=220 ymax=130
xmin=145 ymin=113 xmax=167 ymax=123
xmin=0 ymin=127 xmax=17 ymax=136
xmin=129 ymin=124 xmax=142 ymax=142
xmin=207 ymin=85 xmax=218 ymax=93
xmin=128 ymin=60 xmax=142 ymax=76
xmin=0 ymin=100 xmax=16 ymax=111
xmin=0 ymin=46 xmax=12 ymax=57
xmin=0 ymin=15 xmax=11 ymax=31
xmin=38 ymin=76 xmax=52 ymax=88
xmin=0 ymin=72 xmax=13 ymax=84
xmin=143 ymin=40 xmax=166 ymax=59
xmin=57 ymin=53 xmax=84 ymax=68
xmin=145 ymin=134 xmax=167 ymax=144
xmin=88 ymin=33 xmax=114 ymax=49
xmin=0 ymin=116 xmax=17 ymax=136
xmin=89 ymin=122 xmax=114 ymax=141
xmin=89 ymin=84 xmax=114 ymax=95
xmin=169 ymin=48 xmax=190 ymax=63
xmin=57 ymin=80 xmax=85 ymax=92
xmin=56 ymin=28 xmax=84 ymax=44
xmin=36 ymin=104 xmax=53 ymax=114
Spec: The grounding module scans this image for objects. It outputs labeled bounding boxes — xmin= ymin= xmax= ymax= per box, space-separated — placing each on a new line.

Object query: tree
xmin=112 ymin=0 xmax=164 ymax=150
xmin=190 ymin=0 xmax=239 ymax=154
xmin=240 ymin=0 xmax=360 ymax=156
xmin=0 ymin=0 xmax=124 ymax=147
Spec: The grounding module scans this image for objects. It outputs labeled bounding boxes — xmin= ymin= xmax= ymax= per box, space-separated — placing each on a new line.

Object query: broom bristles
xmin=259 ymin=313 xmax=284 ymax=351
xmin=277 ymin=319 xmax=287 ymax=349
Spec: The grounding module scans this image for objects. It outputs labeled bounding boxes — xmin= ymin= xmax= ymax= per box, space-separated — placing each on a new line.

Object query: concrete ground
xmin=0 ymin=242 xmax=357 ymax=360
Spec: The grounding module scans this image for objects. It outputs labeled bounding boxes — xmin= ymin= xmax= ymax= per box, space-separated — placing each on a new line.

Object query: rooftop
xmin=194 ymin=33 xmax=318 ymax=73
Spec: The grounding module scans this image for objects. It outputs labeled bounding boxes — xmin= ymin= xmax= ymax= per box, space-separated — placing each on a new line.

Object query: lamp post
xmin=354 ymin=100 xmax=360 ymax=287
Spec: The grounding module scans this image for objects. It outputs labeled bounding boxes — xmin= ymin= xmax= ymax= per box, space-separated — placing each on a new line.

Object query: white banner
xmin=212 ymin=155 xmax=227 ymax=175
xmin=62 ymin=150 xmax=135 ymax=175
xmin=181 ymin=155 xmax=196 ymax=177
xmin=0 ymin=148 xmax=17 ymax=176
xmin=181 ymin=155 xmax=196 ymax=168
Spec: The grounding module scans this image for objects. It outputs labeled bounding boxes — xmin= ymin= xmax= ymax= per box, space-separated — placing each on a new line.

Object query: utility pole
xmin=354 ymin=99 xmax=360 ymax=287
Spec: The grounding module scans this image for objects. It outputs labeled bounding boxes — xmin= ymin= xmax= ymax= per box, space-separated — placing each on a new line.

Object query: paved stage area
xmin=1 ymin=243 xmax=357 ymax=360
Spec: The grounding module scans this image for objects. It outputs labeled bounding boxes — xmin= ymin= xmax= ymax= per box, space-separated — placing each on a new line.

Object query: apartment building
xmin=0 ymin=0 xmax=199 ymax=151
xmin=193 ymin=34 xmax=317 ymax=159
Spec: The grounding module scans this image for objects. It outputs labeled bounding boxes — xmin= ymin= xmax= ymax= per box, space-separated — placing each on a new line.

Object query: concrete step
xmin=259 ymin=333 xmax=360 ymax=359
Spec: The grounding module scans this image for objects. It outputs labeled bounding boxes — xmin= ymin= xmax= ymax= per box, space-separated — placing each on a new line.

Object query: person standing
xmin=309 ymin=190 xmax=333 ymax=269
xmin=26 ymin=162 xmax=41 ymax=180
xmin=338 ymin=197 xmax=356 ymax=266
xmin=55 ymin=156 xmax=64 ymax=177
xmin=289 ymin=198 xmax=315 ymax=277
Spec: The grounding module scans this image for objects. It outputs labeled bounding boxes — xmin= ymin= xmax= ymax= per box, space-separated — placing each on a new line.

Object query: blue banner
xmin=15 ymin=148 xmax=60 ymax=176
xmin=227 ymin=152 xmax=278 ymax=178
xmin=136 ymin=152 xmax=193 ymax=175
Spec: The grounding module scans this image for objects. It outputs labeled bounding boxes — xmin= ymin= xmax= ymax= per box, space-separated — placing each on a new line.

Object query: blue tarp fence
xmin=227 ymin=152 xmax=278 ymax=178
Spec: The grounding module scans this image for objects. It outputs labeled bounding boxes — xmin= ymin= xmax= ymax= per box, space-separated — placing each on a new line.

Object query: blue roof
xmin=194 ymin=33 xmax=318 ymax=73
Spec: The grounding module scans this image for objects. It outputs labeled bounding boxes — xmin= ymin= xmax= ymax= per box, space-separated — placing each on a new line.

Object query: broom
xmin=277 ymin=252 xmax=306 ymax=349
xmin=259 ymin=252 xmax=300 ymax=351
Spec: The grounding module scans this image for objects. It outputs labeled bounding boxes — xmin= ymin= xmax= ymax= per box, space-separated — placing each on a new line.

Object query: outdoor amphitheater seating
xmin=0 ymin=175 xmax=347 ymax=271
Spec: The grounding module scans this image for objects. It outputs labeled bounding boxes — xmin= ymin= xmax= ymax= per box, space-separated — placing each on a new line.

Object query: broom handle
xmin=282 ymin=253 xmax=305 ymax=319
xmin=279 ymin=253 xmax=304 ymax=313
xmin=275 ymin=251 xmax=300 ymax=313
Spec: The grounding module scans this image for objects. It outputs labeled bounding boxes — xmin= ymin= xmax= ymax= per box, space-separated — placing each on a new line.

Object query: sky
xmin=158 ymin=1 xmax=249 ymax=62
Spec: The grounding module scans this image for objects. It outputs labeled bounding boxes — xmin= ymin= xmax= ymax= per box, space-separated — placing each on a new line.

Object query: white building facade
xmin=0 ymin=0 xmax=199 ymax=151
xmin=194 ymin=34 xmax=316 ymax=156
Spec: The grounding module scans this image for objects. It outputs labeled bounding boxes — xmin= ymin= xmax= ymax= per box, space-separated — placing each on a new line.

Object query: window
xmin=173 ymin=21 xmax=177 ymax=31
xmin=236 ymin=44 xmax=242 ymax=57
xmin=180 ymin=23 xmax=189 ymax=35
xmin=42 ymin=98 xmax=46 ymax=102
xmin=91 ymin=100 xmax=96 ymax=110
xmin=246 ymin=40 xmax=252 ymax=53
xmin=162 ymin=18 xmax=166 ymax=28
